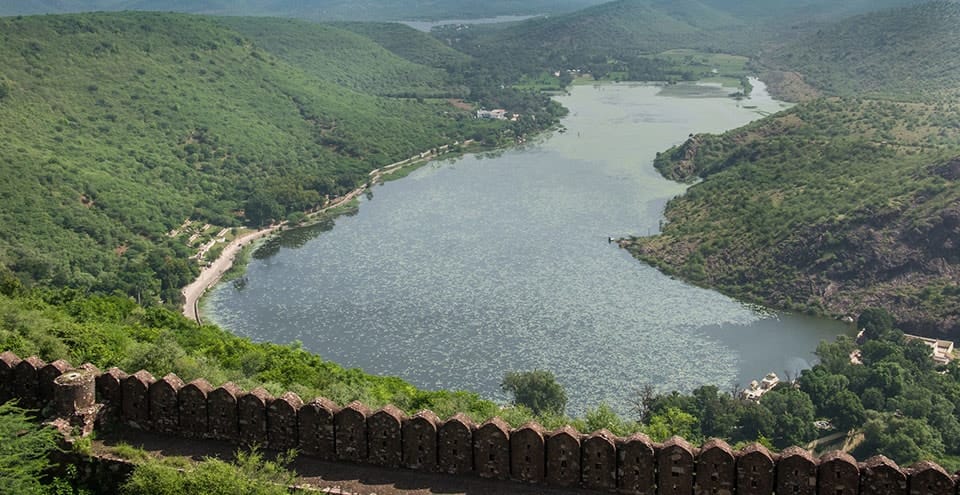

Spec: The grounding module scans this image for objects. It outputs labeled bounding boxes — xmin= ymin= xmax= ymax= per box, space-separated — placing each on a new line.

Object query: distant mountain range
xmin=437 ymin=0 xmax=930 ymax=82
xmin=0 ymin=0 xmax=606 ymax=21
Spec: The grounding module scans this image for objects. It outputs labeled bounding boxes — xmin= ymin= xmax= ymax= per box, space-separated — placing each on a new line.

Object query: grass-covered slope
xmin=628 ymin=98 xmax=960 ymax=336
xmin=761 ymin=1 xmax=960 ymax=99
xmin=0 ymin=12 xmax=490 ymax=302
xmin=217 ymin=17 xmax=465 ymax=97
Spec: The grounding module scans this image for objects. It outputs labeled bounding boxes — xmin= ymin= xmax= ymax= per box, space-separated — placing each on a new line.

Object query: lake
xmin=205 ymin=80 xmax=851 ymax=415
xmin=402 ymin=15 xmax=541 ymax=32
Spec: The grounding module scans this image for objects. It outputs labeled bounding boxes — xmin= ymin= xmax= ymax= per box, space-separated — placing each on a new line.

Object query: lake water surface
xmin=402 ymin=15 xmax=541 ymax=32
xmin=206 ymin=81 xmax=851 ymax=415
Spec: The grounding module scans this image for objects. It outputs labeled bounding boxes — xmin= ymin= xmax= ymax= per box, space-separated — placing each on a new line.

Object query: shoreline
xmin=180 ymin=141 xmax=476 ymax=324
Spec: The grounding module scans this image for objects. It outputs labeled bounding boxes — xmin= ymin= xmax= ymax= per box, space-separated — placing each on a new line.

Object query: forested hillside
xmin=762 ymin=1 xmax=960 ymax=99
xmin=629 ymin=97 xmax=960 ymax=336
xmin=216 ymin=17 xmax=465 ymax=97
xmin=0 ymin=0 xmax=607 ymax=21
xmin=336 ymin=22 xmax=471 ymax=68
xmin=626 ymin=1 xmax=960 ymax=336
xmin=437 ymin=0 xmax=753 ymax=83
xmin=702 ymin=0 xmax=925 ymax=23
xmin=0 ymin=12 xmax=555 ymax=304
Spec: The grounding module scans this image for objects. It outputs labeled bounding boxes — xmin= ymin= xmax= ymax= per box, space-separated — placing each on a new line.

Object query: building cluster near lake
xmin=904 ymin=334 xmax=956 ymax=365
xmin=476 ymin=108 xmax=519 ymax=121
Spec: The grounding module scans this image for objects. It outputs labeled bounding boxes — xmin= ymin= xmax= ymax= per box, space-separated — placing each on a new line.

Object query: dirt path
xmin=180 ymin=142 xmax=474 ymax=324
xmin=179 ymin=184 xmax=370 ymax=324
xmin=179 ymin=226 xmax=278 ymax=323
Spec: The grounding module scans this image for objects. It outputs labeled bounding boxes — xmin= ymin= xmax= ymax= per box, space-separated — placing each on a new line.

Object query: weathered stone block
xmin=907 ymin=461 xmax=955 ymax=495
xmin=510 ymin=422 xmax=545 ymax=483
xmin=238 ymin=387 xmax=272 ymax=446
xmin=861 ymin=455 xmax=906 ymax=495
xmin=617 ymin=433 xmax=655 ymax=495
xmin=38 ymin=359 xmax=71 ymax=407
xmin=14 ymin=356 xmax=45 ymax=409
xmin=368 ymin=405 xmax=404 ymax=468
xmin=818 ymin=451 xmax=859 ymax=495
xmin=546 ymin=425 xmax=581 ymax=488
xmin=179 ymin=378 xmax=213 ymax=438
xmin=51 ymin=368 xmax=96 ymax=417
xmin=335 ymin=401 xmax=370 ymax=463
xmin=121 ymin=370 xmax=155 ymax=429
xmin=776 ymin=446 xmax=818 ymax=495
xmin=474 ymin=417 xmax=510 ymax=480
xmin=695 ymin=438 xmax=735 ymax=495
xmin=267 ymin=392 xmax=303 ymax=451
xmin=402 ymin=410 xmax=439 ymax=471
xmin=51 ymin=368 xmax=100 ymax=436
xmin=149 ymin=373 xmax=184 ymax=434
xmin=582 ymin=429 xmax=617 ymax=490
xmin=658 ymin=436 xmax=695 ymax=495
xmin=97 ymin=367 xmax=130 ymax=414
xmin=0 ymin=351 xmax=22 ymax=404
xmin=208 ymin=382 xmax=241 ymax=441
xmin=736 ymin=443 xmax=774 ymax=495
xmin=438 ymin=413 xmax=475 ymax=475
xmin=298 ymin=397 xmax=339 ymax=460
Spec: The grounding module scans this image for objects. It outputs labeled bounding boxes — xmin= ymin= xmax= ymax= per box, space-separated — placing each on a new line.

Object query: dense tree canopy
xmin=501 ymin=370 xmax=568 ymax=416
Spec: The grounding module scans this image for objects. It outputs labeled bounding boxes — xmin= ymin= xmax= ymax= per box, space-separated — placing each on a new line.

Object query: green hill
xmin=443 ymin=0 xmax=745 ymax=58
xmin=703 ymin=0 xmax=925 ymax=22
xmin=628 ymin=97 xmax=960 ymax=336
xmin=216 ymin=17 xmax=465 ymax=97
xmin=0 ymin=0 xmax=608 ymax=21
xmin=335 ymin=22 xmax=471 ymax=68
xmin=761 ymin=1 xmax=960 ymax=100
xmin=0 ymin=12 xmax=530 ymax=303
xmin=434 ymin=0 xmax=759 ymax=86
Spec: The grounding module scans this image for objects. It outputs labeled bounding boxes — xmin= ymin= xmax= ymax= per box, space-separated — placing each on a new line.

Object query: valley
xmin=0 ymin=0 xmax=959 ymax=489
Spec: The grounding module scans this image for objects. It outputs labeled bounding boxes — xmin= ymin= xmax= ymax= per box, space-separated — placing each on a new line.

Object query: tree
xmin=244 ymin=190 xmax=284 ymax=228
xmin=858 ymin=307 xmax=894 ymax=340
xmin=860 ymin=412 xmax=944 ymax=466
xmin=823 ymin=389 xmax=866 ymax=431
xmin=760 ymin=388 xmax=817 ymax=447
xmin=0 ymin=401 xmax=60 ymax=495
xmin=797 ymin=366 xmax=849 ymax=416
xmin=645 ymin=407 xmax=700 ymax=443
xmin=867 ymin=361 xmax=908 ymax=396
xmin=860 ymin=386 xmax=886 ymax=410
xmin=501 ymin=370 xmax=567 ymax=416
xmin=584 ymin=403 xmax=634 ymax=436
xmin=692 ymin=385 xmax=741 ymax=439
xmin=735 ymin=403 xmax=775 ymax=443
xmin=814 ymin=336 xmax=856 ymax=374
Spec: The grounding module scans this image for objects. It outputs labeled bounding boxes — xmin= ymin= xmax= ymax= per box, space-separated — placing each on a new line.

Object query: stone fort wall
xmin=1 ymin=350 xmax=956 ymax=494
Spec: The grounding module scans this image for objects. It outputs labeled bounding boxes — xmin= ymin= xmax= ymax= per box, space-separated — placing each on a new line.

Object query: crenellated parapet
xmin=1 ymin=350 xmax=957 ymax=494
